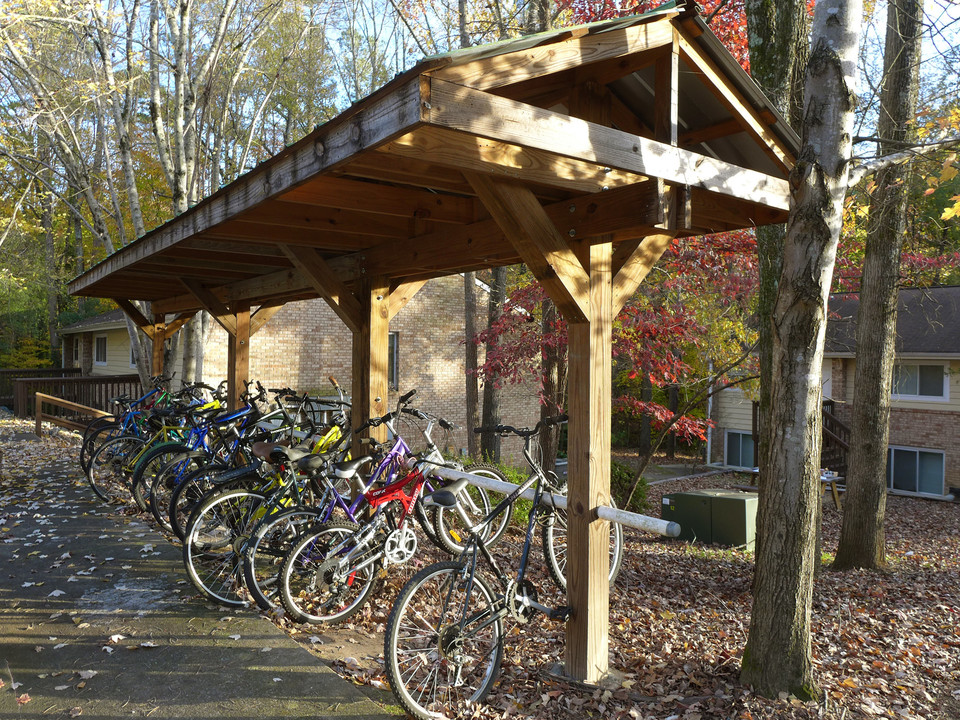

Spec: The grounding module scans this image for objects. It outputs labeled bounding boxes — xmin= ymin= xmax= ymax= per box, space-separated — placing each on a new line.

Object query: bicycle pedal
xmin=548 ymin=605 xmax=571 ymax=622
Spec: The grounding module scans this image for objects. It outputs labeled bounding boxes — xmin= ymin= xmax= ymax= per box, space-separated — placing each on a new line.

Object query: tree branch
xmin=848 ymin=137 xmax=960 ymax=186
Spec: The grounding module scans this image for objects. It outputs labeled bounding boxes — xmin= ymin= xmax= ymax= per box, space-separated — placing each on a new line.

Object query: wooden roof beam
xmin=279 ymin=176 xmax=475 ymax=225
xmin=425 ymin=78 xmax=791 ymax=211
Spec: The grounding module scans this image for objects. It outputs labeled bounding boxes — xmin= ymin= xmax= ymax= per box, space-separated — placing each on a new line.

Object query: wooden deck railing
xmin=34 ymin=393 xmax=112 ymax=435
xmin=0 ymin=368 xmax=81 ymax=409
xmin=14 ymin=374 xmax=141 ymax=419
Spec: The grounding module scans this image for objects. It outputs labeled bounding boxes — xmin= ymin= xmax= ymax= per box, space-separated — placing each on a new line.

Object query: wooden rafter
xmin=250 ymin=303 xmax=283 ymax=336
xmin=676 ymin=33 xmax=793 ymax=173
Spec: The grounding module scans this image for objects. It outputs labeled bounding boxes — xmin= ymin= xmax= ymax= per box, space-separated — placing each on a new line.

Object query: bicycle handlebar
xmin=473 ymin=414 xmax=568 ymax=437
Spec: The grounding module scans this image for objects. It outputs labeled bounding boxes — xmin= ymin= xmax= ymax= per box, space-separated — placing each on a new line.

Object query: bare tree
xmin=833 ymin=0 xmax=924 ymax=571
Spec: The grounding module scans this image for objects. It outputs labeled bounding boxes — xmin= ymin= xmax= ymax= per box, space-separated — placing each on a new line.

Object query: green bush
xmin=611 ymin=460 xmax=647 ymax=514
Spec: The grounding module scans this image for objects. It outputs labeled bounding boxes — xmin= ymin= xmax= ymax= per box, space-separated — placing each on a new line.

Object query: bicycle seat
xmin=297 ymin=452 xmax=333 ymax=473
xmin=334 ymin=456 xmax=373 ymax=479
xmin=423 ymin=478 xmax=468 ymax=509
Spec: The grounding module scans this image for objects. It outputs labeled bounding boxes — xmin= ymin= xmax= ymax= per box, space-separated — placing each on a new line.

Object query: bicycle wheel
xmin=432 ymin=465 xmax=512 ymax=555
xmin=149 ymin=454 xmax=206 ymax=532
xmin=182 ymin=488 xmax=266 ymax=606
xmin=385 ymin=561 xmax=503 ymax=719
xmin=80 ymin=421 xmax=121 ymax=474
xmin=541 ymin=480 xmax=624 ymax=591
xmin=168 ymin=464 xmax=232 ymax=541
xmin=243 ymin=506 xmax=324 ymax=611
xmin=279 ymin=520 xmax=380 ymax=624
xmin=87 ymin=435 xmax=147 ymax=504
xmin=131 ymin=442 xmax=191 ymax=511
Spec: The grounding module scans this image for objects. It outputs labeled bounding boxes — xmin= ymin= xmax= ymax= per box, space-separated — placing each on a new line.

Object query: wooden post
xmin=228 ymin=305 xmax=251 ymax=410
xmin=151 ymin=314 xmax=165 ymax=377
xmin=352 ymin=277 xmax=391 ymax=447
xmin=565 ymin=240 xmax=613 ymax=683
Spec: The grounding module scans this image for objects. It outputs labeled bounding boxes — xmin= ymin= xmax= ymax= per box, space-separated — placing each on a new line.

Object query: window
xmin=892 ymin=363 xmax=947 ymax=400
xmin=94 ymin=336 xmax=107 ymax=365
xmin=388 ymin=332 xmax=399 ymax=388
xmin=72 ymin=340 xmax=79 ymax=365
xmin=725 ymin=431 xmax=755 ymax=469
xmin=130 ymin=344 xmax=138 ymax=368
xmin=887 ymin=446 xmax=945 ymax=496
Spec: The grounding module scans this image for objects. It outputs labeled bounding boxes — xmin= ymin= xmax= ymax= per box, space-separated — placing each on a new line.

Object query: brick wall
xmin=202 ymin=275 xmax=540 ymax=464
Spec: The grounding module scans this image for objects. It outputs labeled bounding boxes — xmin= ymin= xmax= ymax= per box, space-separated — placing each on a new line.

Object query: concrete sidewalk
xmin=0 ymin=435 xmax=398 ymax=720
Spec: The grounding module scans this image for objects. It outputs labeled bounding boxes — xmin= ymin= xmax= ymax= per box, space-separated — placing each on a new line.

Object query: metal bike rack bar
xmin=428 ymin=464 xmax=681 ymax=538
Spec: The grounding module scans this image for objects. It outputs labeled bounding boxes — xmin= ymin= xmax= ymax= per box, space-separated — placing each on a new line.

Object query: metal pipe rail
xmin=428 ymin=464 xmax=681 ymax=538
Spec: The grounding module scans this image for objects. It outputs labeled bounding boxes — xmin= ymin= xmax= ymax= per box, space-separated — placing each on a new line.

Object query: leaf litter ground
xmin=2 ymin=417 xmax=958 ymax=720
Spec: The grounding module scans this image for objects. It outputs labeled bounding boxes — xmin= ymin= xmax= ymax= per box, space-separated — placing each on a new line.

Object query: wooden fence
xmin=13 ymin=374 xmax=141 ymax=419
xmin=34 ymin=393 xmax=112 ymax=435
xmin=0 ymin=368 xmax=81 ymax=409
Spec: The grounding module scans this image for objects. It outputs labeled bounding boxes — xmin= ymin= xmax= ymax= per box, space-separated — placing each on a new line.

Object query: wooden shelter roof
xmin=68 ymin=1 xmax=798 ymax=313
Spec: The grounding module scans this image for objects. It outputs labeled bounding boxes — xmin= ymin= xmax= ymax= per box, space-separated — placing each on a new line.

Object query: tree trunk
xmin=665 ymin=384 xmax=678 ymax=459
xmin=539 ymin=297 xmax=563 ymax=474
xmin=41 ymin=151 xmax=59 ymax=357
xmin=637 ymin=371 xmax=652 ymax=456
xmin=833 ymin=0 xmax=923 ymax=571
xmin=480 ymin=266 xmax=506 ymax=462
xmin=464 ymin=271 xmax=480 ymax=458
xmin=742 ymin=0 xmax=863 ymax=699
xmin=745 ymin=0 xmax=809 ymax=493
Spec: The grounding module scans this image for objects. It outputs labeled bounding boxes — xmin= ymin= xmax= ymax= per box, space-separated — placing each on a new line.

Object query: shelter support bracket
xmin=465 ymin=172 xmax=589 ymax=323
xmin=280 ymin=245 xmax=362 ymax=332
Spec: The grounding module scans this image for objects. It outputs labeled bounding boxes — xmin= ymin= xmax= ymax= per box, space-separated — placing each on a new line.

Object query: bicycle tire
xmin=168 ymin=464 xmax=232 ymax=540
xmin=149 ymin=454 xmax=206 ymax=532
xmin=540 ymin=480 xmax=624 ymax=591
xmin=432 ymin=464 xmax=512 ymax=555
xmin=87 ymin=435 xmax=147 ymax=504
xmin=80 ymin=421 xmax=121 ymax=474
xmin=279 ymin=520 xmax=380 ymax=624
xmin=384 ymin=561 xmax=503 ymax=719
xmin=243 ymin=506 xmax=324 ymax=611
xmin=131 ymin=442 xmax=191 ymax=511
xmin=182 ymin=487 xmax=266 ymax=606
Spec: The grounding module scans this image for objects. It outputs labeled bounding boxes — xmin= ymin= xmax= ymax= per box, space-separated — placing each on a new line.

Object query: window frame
xmin=94 ymin=335 xmax=108 ymax=366
xmin=724 ymin=430 xmax=755 ymax=470
xmin=891 ymin=361 xmax=949 ymax=402
xmin=886 ymin=445 xmax=946 ymax=497
xmin=130 ymin=344 xmax=138 ymax=369
xmin=72 ymin=339 xmax=79 ymax=365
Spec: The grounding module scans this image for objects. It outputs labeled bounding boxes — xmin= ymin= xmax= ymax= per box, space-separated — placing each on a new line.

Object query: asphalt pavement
xmin=0 ymin=430 xmax=398 ymax=720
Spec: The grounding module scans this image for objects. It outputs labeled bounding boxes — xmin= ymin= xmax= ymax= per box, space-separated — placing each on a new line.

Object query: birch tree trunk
xmin=742 ymin=0 xmax=863 ymax=698
xmin=833 ymin=0 xmax=923 ymax=571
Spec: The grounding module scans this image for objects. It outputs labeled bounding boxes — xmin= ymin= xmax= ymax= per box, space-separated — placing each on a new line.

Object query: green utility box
xmin=661 ymin=489 xmax=758 ymax=549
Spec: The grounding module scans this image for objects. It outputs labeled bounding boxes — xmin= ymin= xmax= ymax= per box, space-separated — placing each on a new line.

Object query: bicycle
xmin=277 ymin=391 xmax=508 ymax=624
xmin=383 ymin=415 xmax=624 ymax=719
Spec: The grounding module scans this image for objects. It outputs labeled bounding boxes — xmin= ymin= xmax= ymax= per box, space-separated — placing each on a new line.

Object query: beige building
xmin=710 ymin=287 xmax=960 ymax=498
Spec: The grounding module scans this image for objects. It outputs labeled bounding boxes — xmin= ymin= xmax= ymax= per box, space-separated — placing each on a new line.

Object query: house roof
xmin=67 ymin=1 xmax=798 ymax=314
xmin=825 ymin=286 xmax=960 ymax=357
xmin=59 ymin=309 xmax=127 ymax=334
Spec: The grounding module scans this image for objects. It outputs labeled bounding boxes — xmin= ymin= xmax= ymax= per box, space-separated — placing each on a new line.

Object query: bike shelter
xmin=69 ymin=1 xmax=798 ymax=684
